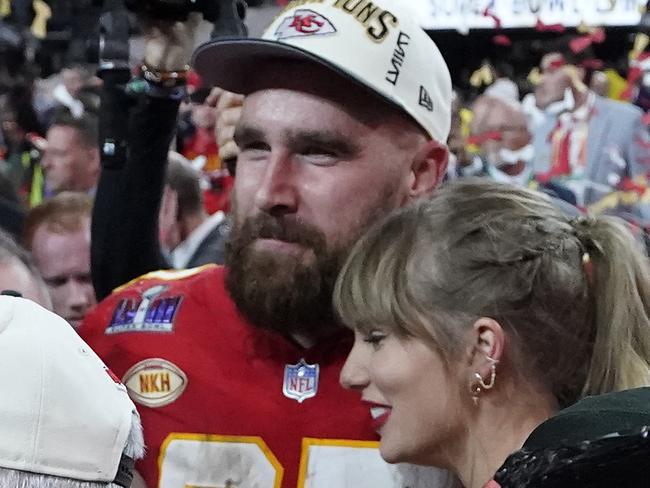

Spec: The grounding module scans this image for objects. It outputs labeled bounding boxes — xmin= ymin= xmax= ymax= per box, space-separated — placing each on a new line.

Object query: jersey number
xmin=157 ymin=434 xmax=434 ymax=488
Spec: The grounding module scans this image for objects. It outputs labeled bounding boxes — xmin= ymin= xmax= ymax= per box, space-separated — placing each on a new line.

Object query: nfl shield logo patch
xmin=283 ymin=358 xmax=319 ymax=403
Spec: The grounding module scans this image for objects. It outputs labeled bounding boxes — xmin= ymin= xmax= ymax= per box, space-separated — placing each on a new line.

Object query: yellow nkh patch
xmin=122 ymin=358 xmax=188 ymax=408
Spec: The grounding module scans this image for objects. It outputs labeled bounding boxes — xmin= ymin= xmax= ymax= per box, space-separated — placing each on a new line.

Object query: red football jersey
xmin=81 ymin=266 xmax=452 ymax=488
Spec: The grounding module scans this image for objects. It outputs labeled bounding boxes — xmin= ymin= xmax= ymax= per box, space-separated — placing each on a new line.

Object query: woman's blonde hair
xmin=334 ymin=179 xmax=650 ymax=406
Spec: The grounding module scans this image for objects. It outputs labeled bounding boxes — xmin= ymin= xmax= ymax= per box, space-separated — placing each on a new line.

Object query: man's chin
xmin=226 ymin=244 xmax=338 ymax=335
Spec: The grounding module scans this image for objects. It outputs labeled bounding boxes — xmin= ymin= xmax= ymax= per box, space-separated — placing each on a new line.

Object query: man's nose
xmin=67 ymin=279 xmax=95 ymax=312
xmin=254 ymin=152 xmax=299 ymax=217
xmin=41 ymin=152 xmax=51 ymax=169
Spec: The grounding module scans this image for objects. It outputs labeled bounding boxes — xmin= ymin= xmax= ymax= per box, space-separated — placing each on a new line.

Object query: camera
xmin=123 ymin=0 xmax=221 ymax=23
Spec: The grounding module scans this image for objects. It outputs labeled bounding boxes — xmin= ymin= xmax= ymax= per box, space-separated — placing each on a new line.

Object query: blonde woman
xmin=334 ymin=179 xmax=650 ymax=488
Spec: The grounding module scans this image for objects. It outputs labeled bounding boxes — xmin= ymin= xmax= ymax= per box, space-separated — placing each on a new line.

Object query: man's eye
xmin=297 ymin=148 xmax=340 ymax=166
xmin=76 ymin=273 xmax=92 ymax=284
xmin=302 ymin=146 xmax=336 ymax=156
xmin=44 ymin=277 xmax=68 ymax=288
xmin=240 ymin=141 xmax=269 ymax=152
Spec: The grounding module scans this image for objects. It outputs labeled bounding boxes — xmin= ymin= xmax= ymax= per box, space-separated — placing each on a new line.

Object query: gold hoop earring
xmin=470 ymin=356 xmax=498 ymax=405
xmin=470 ymin=382 xmax=481 ymax=406
xmin=476 ymin=356 xmax=498 ymax=390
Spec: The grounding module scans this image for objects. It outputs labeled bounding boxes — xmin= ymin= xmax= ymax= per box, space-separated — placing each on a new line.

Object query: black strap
xmin=113 ymin=453 xmax=135 ymax=488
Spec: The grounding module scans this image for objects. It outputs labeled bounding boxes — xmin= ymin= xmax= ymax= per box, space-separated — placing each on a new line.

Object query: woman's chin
xmin=379 ymin=440 xmax=408 ymax=465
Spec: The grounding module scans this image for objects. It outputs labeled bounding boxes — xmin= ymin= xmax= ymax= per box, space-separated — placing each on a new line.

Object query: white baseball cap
xmin=193 ymin=0 xmax=452 ymax=143
xmin=0 ymin=296 xmax=139 ymax=485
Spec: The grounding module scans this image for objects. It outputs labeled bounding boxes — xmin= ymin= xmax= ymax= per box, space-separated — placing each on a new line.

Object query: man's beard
xmin=225 ymin=212 xmax=346 ymax=338
xmin=225 ymin=191 xmax=398 ymax=338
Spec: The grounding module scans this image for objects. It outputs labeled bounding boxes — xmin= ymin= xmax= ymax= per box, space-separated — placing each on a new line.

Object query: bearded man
xmin=81 ymin=1 xmax=456 ymax=487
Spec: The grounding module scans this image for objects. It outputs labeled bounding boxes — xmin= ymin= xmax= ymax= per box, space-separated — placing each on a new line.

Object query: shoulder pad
xmin=112 ymin=264 xmax=221 ymax=293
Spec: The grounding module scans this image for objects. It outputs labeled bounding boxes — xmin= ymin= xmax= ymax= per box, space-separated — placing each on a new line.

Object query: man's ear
xmin=408 ymin=139 xmax=448 ymax=200
xmin=465 ymin=317 xmax=506 ymax=381
xmin=88 ymin=147 xmax=101 ymax=171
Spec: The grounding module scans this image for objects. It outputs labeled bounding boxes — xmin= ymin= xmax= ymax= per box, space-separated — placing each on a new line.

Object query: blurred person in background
xmin=159 ymin=151 xmax=228 ymax=268
xmin=532 ymin=51 xmax=650 ymax=222
xmin=0 ymin=171 xmax=25 ymax=239
xmin=622 ymin=52 xmax=650 ymax=114
xmin=0 ymin=81 xmax=45 ymax=206
xmin=41 ymin=109 xmax=100 ymax=199
xmin=177 ymin=84 xmax=235 ymax=216
xmin=445 ymin=90 xmax=470 ymax=179
xmin=461 ymin=94 xmax=533 ymax=186
xmin=178 ymin=85 xmax=220 ymax=171
xmin=590 ymin=70 xmax=610 ymax=98
xmin=0 ymin=228 xmax=50 ymax=308
xmin=49 ymin=65 xmax=100 ymax=120
xmin=24 ymin=192 xmax=95 ymax=329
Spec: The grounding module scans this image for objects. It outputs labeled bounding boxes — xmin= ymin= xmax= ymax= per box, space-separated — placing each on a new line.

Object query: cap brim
xmin=193 ymin=37 xmax=356 ymax=95
xmin=193 ymin=38 xmax=433 ymax=140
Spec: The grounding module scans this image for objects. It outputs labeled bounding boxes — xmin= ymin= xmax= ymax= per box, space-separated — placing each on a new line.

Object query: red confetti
xmin=591 ymin=28 xmax=606 ymax=43
xmin=547 ymin=56 xmax=567 ymax=70
xmin=620 ymin=176 xmax=647 ymax=195
xmin=492 ymin=34 xmax=512 ymax=46
xmin=570 ymin=36 xmax=593 ymax=53
xmin=635 ymin=135 xmax=650 ymax=149
xmin=535 ymin=18 xmax=566 ymax=33
xmin=482 ymin=7 xmax=502 ymax=29
xmin=580 ymin=58 xmax=604 ymax=70
xmin=467 ymin=131 xmax=503 ymax=146
xmin=569 ymin=28 xmax=606 ymax=54
xmin=642 ymin=112 xmax=650 ymax=126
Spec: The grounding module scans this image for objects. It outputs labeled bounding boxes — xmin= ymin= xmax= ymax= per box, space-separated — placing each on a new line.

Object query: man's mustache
xmin=239 ymin=214 xmax=326 ymax=249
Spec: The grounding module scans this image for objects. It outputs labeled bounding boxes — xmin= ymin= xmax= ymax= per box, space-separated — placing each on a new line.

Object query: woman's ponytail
xmin=574 ymin=216 xmax=650 ymax=396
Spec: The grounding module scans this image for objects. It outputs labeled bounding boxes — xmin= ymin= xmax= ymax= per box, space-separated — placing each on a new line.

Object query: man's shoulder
xmin=80 ymin=265 xmax=231 ymax=337
xmin=112 ymin=264 xmax=224 ymax=293
xmin=594 ymin=95 xmax=642 ymax=121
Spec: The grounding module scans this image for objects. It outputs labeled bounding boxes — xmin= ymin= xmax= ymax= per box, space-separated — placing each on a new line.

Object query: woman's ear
xmin=466 ymin=317 xmax=506 ymax=381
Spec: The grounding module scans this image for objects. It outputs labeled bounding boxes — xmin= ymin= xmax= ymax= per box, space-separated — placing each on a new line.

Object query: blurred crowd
xmin=0 ymin=60 xmax=235 ymax=327
xmin=449 ymin=46 xmax=650 ymax=231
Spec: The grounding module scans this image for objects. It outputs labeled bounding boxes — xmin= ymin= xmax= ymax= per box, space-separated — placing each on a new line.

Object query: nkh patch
xmin=283 ymin=358 xmax=319 ymax=403
xmin=105 ymin=285 xmax=183 ymax=335
xmin=122 ymin=358 xmax=188 ymax=408
xmin=274 ymin=9 xmax=337 ymax=40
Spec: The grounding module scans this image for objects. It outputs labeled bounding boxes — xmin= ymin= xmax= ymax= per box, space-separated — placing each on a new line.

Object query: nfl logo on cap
xmin=283 ymin=358 xmax=319 ymax=403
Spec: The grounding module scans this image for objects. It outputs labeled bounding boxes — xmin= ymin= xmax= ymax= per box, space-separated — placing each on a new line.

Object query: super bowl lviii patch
xmin=105 ymin=285 xmax=183 ymax=334
xmin=122 ymin=358 xmax=188 ymax=408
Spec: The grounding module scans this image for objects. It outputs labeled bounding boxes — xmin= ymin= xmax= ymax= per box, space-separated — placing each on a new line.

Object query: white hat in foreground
xmin=193 ymin=0 xmax=452 ymax=143
xmin=0 ymin=295 xmax=139 ymax=485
